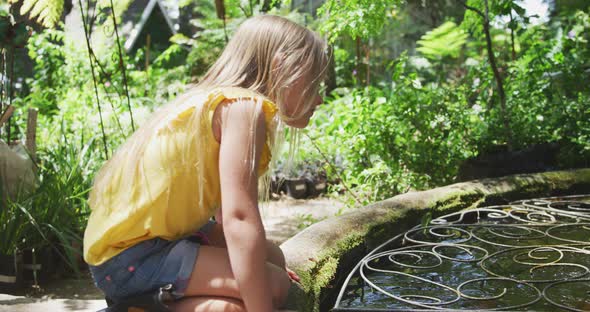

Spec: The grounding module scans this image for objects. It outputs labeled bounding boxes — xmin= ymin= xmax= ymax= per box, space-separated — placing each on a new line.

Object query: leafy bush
xmin=15 ymin=132 xmax=98 ymax=274
xmin=305 ymin=54 xmax=481 ymax=204
xmin=0 ymin=128 xmax=99 ymax=274
xmin=305 ymin=9 xmax=590 ymax=205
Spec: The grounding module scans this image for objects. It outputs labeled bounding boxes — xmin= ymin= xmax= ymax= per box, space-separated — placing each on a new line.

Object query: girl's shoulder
xmin=168 ymin=86 xmax=277 ymax=121
xmin=207 ymin=86 xmax=278 ymax=121
xmin=210 ymin=87 xmax=274 ymax=107
xmin=211 ymin=86 xmax=270 ymax=101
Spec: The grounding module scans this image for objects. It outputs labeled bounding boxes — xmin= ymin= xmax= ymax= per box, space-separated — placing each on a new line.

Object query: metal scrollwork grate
xmin=333 ymin=195 xmax=590 ymax=311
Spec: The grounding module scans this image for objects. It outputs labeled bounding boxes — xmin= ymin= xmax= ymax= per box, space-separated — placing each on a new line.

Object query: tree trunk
xmin=365 ymin=41 xmax=370 ymax=87
xmin=356 ymin=37 xmax=361 ymax=86
xmin=325 ymin=45 xmax=337 ymax=93
xmin=459 ymin=0 xmax=513 ymax=150
xmin=214 ymin=0 xmax=225 ymax=19
xmin=481 ymin=0 xmax=512 ymax=149
xmin=7 ymin=47 xmax=14 ymax=144
xmin=461 ymin=0 xmax=513 ymax=149
xmin=261 ymin=0 xmax=273 ymax=12
xmin=509 ymin=11 xmax=516 ymax=61
xmin=215 ymin=0 xmax=228 ymax=43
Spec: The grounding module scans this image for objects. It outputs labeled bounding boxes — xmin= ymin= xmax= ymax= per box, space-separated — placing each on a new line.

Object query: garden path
xmin=0 ymin=197 xmax=346 ymax=312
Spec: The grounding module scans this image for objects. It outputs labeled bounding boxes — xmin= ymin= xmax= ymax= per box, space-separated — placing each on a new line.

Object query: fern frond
xmin=417 ymin=21 xmax=468 ymax=60
xmin=13 ymin=0 xmax=64 ymax=28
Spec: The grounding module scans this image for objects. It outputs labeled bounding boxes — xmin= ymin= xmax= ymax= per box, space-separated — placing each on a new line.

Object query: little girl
xmin=83 ymin=15 xmax=328 ymax=312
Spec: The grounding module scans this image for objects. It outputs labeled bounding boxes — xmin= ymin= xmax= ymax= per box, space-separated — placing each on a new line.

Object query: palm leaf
xmin=11 ymin=0 xmax=64 ymax=28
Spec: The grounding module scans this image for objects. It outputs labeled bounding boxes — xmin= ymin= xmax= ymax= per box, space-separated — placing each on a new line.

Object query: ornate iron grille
xmin=333 ymin=195 xmax=590 ymax=311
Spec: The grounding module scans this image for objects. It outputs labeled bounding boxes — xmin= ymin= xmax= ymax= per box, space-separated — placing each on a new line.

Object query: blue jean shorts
xmin=89 ymin=220 xmax=215 ymax=301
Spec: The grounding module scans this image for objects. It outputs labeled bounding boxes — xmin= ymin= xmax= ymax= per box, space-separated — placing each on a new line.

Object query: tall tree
xmin=460 ymin=0 xmax=513 ymax=149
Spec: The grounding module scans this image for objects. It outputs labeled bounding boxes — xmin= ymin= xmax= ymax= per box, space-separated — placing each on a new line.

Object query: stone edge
xmin=280 ymin=168 xmax=590 ymax=312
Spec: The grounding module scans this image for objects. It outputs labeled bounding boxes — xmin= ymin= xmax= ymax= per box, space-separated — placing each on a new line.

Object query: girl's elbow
xmin=223 ymin=209 xmax=261 ymax=236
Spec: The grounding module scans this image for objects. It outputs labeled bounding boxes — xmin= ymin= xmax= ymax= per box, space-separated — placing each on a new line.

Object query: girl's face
xmin=282 ymin=75 xmax=323 ymax=128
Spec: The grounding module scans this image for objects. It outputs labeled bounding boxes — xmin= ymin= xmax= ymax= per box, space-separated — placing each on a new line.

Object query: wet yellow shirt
xmin=84 ymin=87 xmax=278 ymax=265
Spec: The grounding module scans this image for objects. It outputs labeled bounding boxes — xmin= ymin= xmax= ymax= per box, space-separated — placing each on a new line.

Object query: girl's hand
xmin=286 ymin=267 xmax=300 ymax=283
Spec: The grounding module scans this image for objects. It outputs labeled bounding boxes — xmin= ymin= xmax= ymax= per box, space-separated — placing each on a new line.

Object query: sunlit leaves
xmin=11 ymin=0 xmax=64 ymax=28
xmin=461 ymin=0 xmax=528 ymax=35
xmin=460 ymin=0 xmax=485 ymax=36
xmin=417 ymin=21 xmax=468 ymax=60
xmin=317 ymin=0 xmax=402 ymax=43
xmin=493 ymin=0 xmax=525 ymax=17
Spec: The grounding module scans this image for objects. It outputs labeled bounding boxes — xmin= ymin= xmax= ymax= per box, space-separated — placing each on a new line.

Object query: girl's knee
xmin=267 ymin=240 xmax=286 ymax=268
xmin=268 ymin=262 xmax=291 ymax=308
xmin=170 ymin=296 xmax=246 ymax=312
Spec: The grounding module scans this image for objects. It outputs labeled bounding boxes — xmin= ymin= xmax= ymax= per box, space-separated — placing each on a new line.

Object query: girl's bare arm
xmin=218 ymin=100 xmax=274 ymax=312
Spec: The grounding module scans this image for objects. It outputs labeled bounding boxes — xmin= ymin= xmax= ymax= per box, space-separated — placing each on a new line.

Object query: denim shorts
xmin=89 ymin=220 xmax=215 ymax=301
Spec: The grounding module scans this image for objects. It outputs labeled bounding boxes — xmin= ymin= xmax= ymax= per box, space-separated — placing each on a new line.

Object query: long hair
xmin=89 ymin=15 xmax=329 ymax=213
xmin=196 ymin=14 xmax=329 ymax=121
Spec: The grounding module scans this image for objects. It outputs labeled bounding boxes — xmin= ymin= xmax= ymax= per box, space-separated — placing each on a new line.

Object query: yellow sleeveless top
xmin=83 ymin=87 xmax=278 ymax=265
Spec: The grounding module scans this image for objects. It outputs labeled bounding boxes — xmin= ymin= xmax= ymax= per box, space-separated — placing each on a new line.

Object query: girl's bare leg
xmin=170 ymin=296 xmax=245 ymax=312
xmin=265 ymin=240 xmax=286 ymax=269
xmin=181 ymin=245 xmax=291 ymax=308
xmin=207 ymin=223 xmax=286 ymax=268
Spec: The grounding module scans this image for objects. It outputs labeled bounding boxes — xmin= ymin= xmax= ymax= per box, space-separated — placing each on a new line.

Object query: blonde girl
xmin=83 ymin=15 xmax=328 ymax=312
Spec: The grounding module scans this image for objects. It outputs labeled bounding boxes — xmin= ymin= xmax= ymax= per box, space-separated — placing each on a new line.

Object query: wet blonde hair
xmin=89 ymin=15 xmax=328 ymax=213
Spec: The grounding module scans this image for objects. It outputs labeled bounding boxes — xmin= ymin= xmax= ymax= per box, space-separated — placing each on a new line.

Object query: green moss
xmin=297 ymin=231 xmax=366 ymax=312
xmin=366 ymin=208 xmax=416 ymax=243
xmin=486 ymin=169 xmax=590 ymax=202
xmin=544 ymin=169 xmax=590 ymax=189
xmin=493 ymin=171 xmax=580 ymax=201
xmin=430 ymin=189 xmax=486 ymax=216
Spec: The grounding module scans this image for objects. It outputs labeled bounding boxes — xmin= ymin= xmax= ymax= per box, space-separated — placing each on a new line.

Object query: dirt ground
xmin=262 ymin=197 xmax=347 ymax=244
xmin=0 ymin=197 xmax=346 ymax=312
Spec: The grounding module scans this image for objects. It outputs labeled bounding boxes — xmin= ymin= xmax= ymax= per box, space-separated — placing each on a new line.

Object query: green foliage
xmin=12 ymin=0 xmax=64 ymax=28
xmin=14 ymin=132 xmax=98 ymax=274
xmin=182 ymin=1 xmax=305 ymax=77
xmin=317 ymin=0 xmax=400 ymax=42
xmin=417 ymin=21 xmax=468 ymax=60
xmin=306 ymin=55 xmax=481 ymax=204
xmin=295 ymin=213 xmax=326 ymax=230
xmin=1 ymin=128 xmax=99 ymax=274
xmin=25 ymin=28 xmax=67 ymax=116
xmin=20 ymin=27 xmax=192 ymax=150
xmin=461 ymin=0 xmax=528 ymax=38
xmin=332 ymin=47 xmax=356 ymax=86
xmin=501 ymin=10 xmax=590 ymax=162
xmin=303 ymin=9 xmax=590 ymax=205
xmin=6 ymin=24 xmax=190 ymax=270
xmin=186 ymin=16 xmax=234 ymax=77
xmin=494 ymin=0 xmax=526 ymax=17
xmin=0 ymin=196 xmax=27 ymax=255
xmin=460 ymin=0 xmax=486 ymax=35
